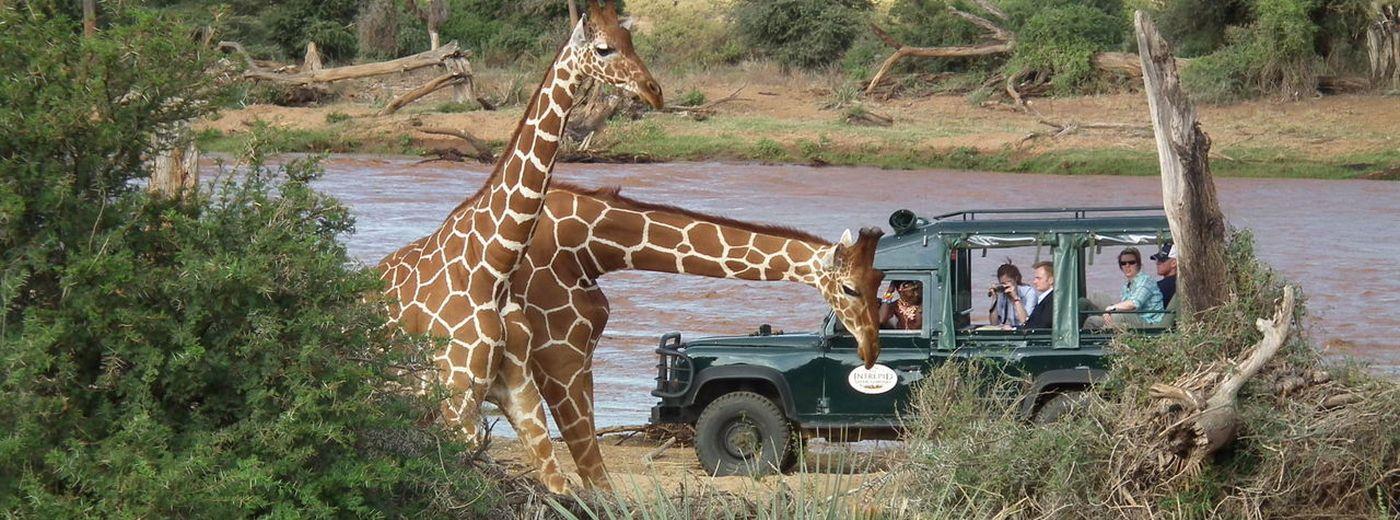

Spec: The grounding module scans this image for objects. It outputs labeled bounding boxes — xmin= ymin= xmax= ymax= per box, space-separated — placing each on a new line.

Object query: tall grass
xmin=898 ymin=232 xmax=1400 ymax=518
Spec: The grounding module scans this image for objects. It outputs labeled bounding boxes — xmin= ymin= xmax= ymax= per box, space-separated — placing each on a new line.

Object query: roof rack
xmin=929 ymin=206 xmax=1164 ymax=222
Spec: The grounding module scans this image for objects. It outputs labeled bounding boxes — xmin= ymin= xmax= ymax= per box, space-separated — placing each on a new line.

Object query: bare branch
xmin=970 ymin=0 xmax=1009 ymax=21
xmin=949 ymin=6 xmax=1013 ymax=42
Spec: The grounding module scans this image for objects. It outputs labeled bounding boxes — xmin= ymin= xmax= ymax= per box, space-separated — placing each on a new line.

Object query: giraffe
xmin=512 ymin=183 xmax=886 ymax=489
xmin=375 ymin=1 xmax=661 ymax=494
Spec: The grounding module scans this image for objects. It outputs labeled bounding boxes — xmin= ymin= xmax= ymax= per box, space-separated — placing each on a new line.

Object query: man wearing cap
xmin=1151 ymin=244 xmax=1178 ymax=307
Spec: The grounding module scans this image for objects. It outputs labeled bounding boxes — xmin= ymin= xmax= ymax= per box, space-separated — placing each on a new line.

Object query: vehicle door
xmin=817 ymin=272 xmax=935 ymax=423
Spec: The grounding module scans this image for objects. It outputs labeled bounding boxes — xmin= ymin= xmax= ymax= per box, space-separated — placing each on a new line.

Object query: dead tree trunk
xmin=303 ymin=41 xmax=323 ymax=72
xmin=406 ymin=0 xmax=448 ymax=50
xmin=1135 ymin=11 xmax=1229 ymax=316
xmin=150 ymin=120 xmax=199 ymax=197
xmin=82 ymin=0 xmax=96 ymax=38
xmin=1369 ymin=4 xmax=1400 ymax=88
xmin=568 ymin=0 xmax=580 ymax=27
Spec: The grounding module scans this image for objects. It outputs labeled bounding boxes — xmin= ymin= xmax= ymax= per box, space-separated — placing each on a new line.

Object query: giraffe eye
xmin=841 ymin=285 xmax=861 ymax=298
xmin=595 ymin=44 xmax=616 ymax=57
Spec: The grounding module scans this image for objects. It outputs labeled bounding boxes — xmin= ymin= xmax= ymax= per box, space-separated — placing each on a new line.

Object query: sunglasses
xmin=1119 ymin=260 xmax=1139 ymax=266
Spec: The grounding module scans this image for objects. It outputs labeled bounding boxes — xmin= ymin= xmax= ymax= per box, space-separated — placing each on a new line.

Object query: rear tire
xmin=1034 ymin=390 xmax=1088 ymax=425
xmin=694 ymin=391 xmax=793 ymax=476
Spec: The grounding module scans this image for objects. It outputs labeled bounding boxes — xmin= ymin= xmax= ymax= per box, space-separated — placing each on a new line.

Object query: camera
xmin=987 ymin=282 xmax=1008 ymax=297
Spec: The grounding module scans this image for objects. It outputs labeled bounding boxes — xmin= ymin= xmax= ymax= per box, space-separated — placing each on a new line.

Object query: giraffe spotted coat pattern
xmin=376 ymin=1 xmax=661 ymax=494
xmin=511 ymin=184 xmax=885 ymax=488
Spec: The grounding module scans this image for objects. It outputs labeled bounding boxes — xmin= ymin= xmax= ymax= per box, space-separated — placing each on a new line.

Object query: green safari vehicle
xmin=649 ymin=207 xmax=1178 ymax=476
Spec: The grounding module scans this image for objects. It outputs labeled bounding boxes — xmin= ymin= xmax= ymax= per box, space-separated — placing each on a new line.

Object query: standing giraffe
xmin=513 ymin=183 xmax=885 ymax=489
xmin=376 ymin=1 xmax=662 ymax=494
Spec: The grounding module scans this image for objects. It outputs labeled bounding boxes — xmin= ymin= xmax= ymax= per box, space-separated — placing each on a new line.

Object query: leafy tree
xmin=0 ymin=9 xmax=492 ymax=516
xmin=731 ymin=0 xmax=875 ymax=70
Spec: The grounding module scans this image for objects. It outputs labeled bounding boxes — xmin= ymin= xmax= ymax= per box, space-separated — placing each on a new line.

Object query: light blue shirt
xmin=994 ymin=284 xmax=1038 ymax=327
xmin=1121 ymin=272 xmax=1165 ymax=324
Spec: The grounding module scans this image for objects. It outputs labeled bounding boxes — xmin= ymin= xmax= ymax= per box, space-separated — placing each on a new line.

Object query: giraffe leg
xmin=552 ymin=365 xmax=610 ymax=490
xmin=438 ymin=311 xmax=506 ymax=445
xmin=494 ymin=304 xmax=570 ymax=494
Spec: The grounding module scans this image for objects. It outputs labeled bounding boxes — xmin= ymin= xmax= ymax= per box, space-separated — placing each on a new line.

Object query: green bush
xmin=631 ymin=0 xmax=744 ymax=69
xmin=1011 ymin=4 xmax=1127 ymax=92
xmin=265 ymin=0 xmax=361 ymax=62
xmin=0 ymin=11 xmax=492 ymax=516
xmin=1181 ymin=0 xmax=1321 ymax=102
xmin=731 ymin=0 xmax=874 ymax=70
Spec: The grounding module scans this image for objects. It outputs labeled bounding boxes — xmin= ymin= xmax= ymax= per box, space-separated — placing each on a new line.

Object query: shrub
xmin=325 ymin=111 xmax=352 ymax=123
xmin=730 ymin=0 xmax=874 ymax=70
xmin=0 ymin=11 xmax=492 ymax=516
xmin=1010 ymin=4 xmax=1128 ymax=92
xmin=675 ymin=87 xmax=707 ymax=106
xmin=1181 ymin=0 xmax=1322 ymax=102
xmin=266 ymin=0 xmax=361 ymax=62
xmin=631 ymin=0 xmax=744 ymax=69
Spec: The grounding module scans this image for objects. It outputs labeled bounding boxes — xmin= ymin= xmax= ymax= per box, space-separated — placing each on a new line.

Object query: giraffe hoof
xmin=543 ymin=475 xmax=571 ymax=495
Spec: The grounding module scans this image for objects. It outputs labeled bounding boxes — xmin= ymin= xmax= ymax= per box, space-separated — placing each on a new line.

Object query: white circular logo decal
xmin=848 ymin=364 xmax=898 ymax=394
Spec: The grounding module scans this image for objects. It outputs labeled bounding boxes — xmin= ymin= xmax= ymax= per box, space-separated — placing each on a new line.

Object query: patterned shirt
xmin=1121 ymin=272 xmax=1165 ymax=324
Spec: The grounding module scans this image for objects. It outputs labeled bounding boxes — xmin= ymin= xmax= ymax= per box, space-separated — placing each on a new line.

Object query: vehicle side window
xmin=827 ymin=273 xmax=932 ymax=337
xmin=876 ymin=277 xmax=925 ymax=333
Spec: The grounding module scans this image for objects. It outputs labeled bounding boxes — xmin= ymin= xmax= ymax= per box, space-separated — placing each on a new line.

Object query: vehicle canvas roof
xmin=874 ymin=206 xmax=1172 ymax=270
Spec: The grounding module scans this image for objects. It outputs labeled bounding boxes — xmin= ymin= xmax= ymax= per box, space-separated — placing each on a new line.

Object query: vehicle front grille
xmin=652 ymin=332 xmax=693 ymax=399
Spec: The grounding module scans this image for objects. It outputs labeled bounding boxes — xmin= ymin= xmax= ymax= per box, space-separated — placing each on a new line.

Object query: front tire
xmin=1034 ymin=390 xmax=1088 ymax=425
xmin=694 ymin=391 xmax=793 ymax=476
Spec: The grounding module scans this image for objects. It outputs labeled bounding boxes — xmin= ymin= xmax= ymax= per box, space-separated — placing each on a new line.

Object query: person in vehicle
xmin=1099 ymin=247 xmax=1164 ymax=327
xmin=879 ymin=280 xmax=923 ymax=330
xmin=1151 ymin=243 xmax=1177 ymax=307
xmin=987 ymin=262 xmax=1037 ymax=327
xmin=1015 ymin=261 xmax=1055 ymax=330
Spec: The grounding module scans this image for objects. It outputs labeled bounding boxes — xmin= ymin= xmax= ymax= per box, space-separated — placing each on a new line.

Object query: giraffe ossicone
xmin=376 ymin=0 xmax=661 ymax=495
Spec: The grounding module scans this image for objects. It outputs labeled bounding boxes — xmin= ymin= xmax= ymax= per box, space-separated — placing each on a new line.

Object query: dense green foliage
xmin=730 ymin=0 xmax=873 ymax=70
xmin=0 ymin=10 xmax=492 ymax=516
xmin=863 ymin=0 xmax=1388 ymax=100
xmin=358 ymin=0 xmax=577 ymax=65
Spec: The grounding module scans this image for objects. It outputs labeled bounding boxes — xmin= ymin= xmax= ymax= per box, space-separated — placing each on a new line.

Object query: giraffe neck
xmin=465 ymin=46 xmax=582 ymax=278
xmin=561 ymin=190 xmax=833 ymax=287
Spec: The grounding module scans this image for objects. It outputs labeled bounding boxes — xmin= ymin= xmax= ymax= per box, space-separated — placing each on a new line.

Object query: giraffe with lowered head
xmin=376 ymin=1 xmax=662 ymax=494
xmin=511 ymin=183 xmax=886 ymax=488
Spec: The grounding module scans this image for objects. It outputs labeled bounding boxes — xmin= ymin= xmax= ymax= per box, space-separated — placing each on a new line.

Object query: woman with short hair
xmin=1101 ymin=247 xmax=1164 ymax=327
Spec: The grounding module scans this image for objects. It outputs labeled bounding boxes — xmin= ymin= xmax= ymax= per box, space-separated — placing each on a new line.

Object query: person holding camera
xmin=986 ymin=262 xmax=1037 ymax=328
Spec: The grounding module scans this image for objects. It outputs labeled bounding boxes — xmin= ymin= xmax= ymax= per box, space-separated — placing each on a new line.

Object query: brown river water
xmin=312 ymin=156 xmax=1399 ymax=430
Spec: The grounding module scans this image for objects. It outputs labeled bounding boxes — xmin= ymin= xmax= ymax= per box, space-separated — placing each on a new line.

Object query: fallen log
xmin=1143 ymin=285 xmax=1295 ymax=476
xmin=415 ymin=126 xmax=494 ymax=163
xmin=380 ymin=73 xmax=465 ymax=115
xmin=239 ymin=42 xmax=469 ymax=86
xmin=865 ymin=21 xmax=1013 ymax=96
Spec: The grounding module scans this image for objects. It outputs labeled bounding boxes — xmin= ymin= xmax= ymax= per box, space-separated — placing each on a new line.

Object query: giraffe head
xmin=570 ymin=0 xmax=664 ymax=109
xmin=817 ymin=228 xmax=885 ymax=368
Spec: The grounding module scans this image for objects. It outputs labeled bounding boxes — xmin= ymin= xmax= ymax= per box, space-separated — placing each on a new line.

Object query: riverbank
xmin=198 ymin=66 xmax=1399 ymax=180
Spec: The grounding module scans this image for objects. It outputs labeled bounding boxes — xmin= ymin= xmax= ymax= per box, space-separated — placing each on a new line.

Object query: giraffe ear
xmin=570 ymin=14 xmax=592 ymax=46
xmin=619 ymin=16 xmax=635 ymax=31
xmin=820 ymin=244 xmax=847 ymax=270
xmin=838 ymin=228 xmax=856 ymax=247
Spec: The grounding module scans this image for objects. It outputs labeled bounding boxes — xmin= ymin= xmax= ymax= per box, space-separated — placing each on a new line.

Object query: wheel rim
xmin=721 ymin=418 xmax=762 ymax=460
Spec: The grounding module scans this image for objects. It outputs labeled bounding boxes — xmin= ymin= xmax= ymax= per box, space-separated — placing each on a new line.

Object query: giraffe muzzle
xmin=638 ymin=79 xmax=664 ymax=109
